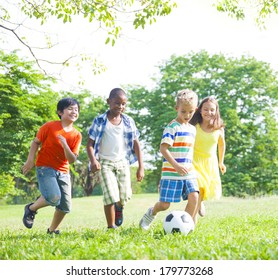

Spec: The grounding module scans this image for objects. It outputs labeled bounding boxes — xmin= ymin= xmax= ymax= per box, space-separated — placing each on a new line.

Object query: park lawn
xmin=0 ymin=194 xmax=277 ymax=260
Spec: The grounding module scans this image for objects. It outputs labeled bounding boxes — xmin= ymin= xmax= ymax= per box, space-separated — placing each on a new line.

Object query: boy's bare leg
xmin=185 ymin=192 xmax=199 ymax=224
xmin=152 ymin=201 xmax=170 ymax=216
xmin=48 ymin=209 xmax=66 ymax=232
xmin=29 ymin=196 xmax=49 ymax=212
xmin=104 ymin=204 xmax=116 ymax=228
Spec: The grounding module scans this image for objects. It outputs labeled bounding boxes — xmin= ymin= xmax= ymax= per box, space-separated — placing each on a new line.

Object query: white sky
xmin=4 ymin=0 xmax=278 ymax=97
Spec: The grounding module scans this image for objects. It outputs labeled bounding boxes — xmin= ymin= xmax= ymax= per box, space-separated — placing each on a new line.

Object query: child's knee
xmin=47 ymin=195 xmax=61 ymax=206
xmin=159 ymin=201 xmax=170 ymax=211
xmin=56 ymin=200 xmax=71 ymax=213
xmin=188 ymin=191 xmax=199 ymax=203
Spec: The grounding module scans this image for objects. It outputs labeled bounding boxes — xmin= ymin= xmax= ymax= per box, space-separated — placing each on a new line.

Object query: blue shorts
xmin=159 ymin=178 xmax=199 ymax=202
xmin=36 ymin=167 xmax=71 ymax=213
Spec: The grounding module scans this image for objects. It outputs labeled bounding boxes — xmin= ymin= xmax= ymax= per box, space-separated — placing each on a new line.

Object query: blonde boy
xmin=139 ymin=89 xmax=199 ymax=229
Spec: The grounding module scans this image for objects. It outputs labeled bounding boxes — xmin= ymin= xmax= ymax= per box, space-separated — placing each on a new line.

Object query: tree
xmin=127 ymin=50 xmax=278 ymax=196
xmin=215 ymin=0 xmax=278 ymax=27
xmin=0 ymin=50 xmax=110 ymax=202
xmin=0 ymin=50 xmax=59 ymax=175
xmin=0 ymin=0 xmax=177 ymax=73
xmin=0 ymin=173 xmax=23 ymax=200
xmin=0 ymin=50 xmax=60 ymax=201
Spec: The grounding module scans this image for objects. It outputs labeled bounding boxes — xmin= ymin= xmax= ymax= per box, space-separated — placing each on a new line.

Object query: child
xmin=190 ymin=96 xmax=226 ymax=217
xmin=22 ymin=98 xmax=82 ymax=234
xmin=139 ymin=89 xmax=199 ymax=230
xmin=86 ymin=88 xmax=144 ymax=229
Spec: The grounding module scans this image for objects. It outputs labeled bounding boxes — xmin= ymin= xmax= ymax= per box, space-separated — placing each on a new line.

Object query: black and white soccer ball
xmin=163 ymin=210 xmax=194 ymax=235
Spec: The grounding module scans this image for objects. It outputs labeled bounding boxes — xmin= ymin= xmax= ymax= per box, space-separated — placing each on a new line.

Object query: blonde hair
xmin=176 ymin=89 xmax=198 ymax=106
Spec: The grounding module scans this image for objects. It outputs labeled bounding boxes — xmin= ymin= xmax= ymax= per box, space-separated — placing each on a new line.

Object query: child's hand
xmin=90 ymin=160 xmax=101 ymax=173
xmin=57 ymin=134 xmax=67 ymax=146
xmin=136 ymin=167 xmax=144 ymax=182
xmin=219 ymin=163 xmax=226 ymax=174
xmin=175 ymin=164 xmax=191 ymax=176
xmin=22 ymin=161 xmax=34 ymax=175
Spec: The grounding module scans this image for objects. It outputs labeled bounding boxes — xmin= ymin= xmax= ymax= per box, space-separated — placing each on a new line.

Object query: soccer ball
xmin=163 ymin=210 xmax=194 ymax=235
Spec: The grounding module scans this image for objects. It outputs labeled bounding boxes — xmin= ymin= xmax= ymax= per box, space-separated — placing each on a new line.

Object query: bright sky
xmin=5 ymin=0 xmax=278 ymax=97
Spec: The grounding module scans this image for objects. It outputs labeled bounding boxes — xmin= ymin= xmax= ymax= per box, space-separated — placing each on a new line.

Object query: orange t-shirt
xmin=36 ymin=121 xmax=82 ymax=173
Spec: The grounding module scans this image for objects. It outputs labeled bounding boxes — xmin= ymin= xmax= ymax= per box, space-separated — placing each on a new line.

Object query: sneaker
xmin=198 ymin=202 xmax=206 ymax=217
xmin=107 ymin=225 xmax=118 ymax=230
xmin=47 ymin=228 xmax=60 ymax=235
xmin=23 ymin=203 xmax=37 ymax=229
xmin=139 ymin=207 xmax=156 ymax=230
xmin=114 ymin=203 xmax=123 ymax=226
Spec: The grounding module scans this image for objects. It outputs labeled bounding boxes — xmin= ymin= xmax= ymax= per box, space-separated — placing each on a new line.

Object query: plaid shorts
xmin=159 ymin=178 xmax=199 ymax=202
xmin=98 ymin=158 xmax=132 ymax=206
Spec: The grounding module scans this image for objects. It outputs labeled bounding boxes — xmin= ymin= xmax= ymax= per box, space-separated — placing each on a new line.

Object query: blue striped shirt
xmin=88 ymin=111 xmax=140 ymax=164
xmin=161 ymin=119 xmax=196 ymax=180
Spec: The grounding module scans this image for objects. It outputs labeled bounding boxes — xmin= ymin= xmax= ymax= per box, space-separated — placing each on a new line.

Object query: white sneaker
xmin=139 ymin=207 xmax=156 ymax=230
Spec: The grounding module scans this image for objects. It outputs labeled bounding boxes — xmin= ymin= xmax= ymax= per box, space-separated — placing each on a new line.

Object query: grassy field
xmin=0 ymin=194 xmax=277 ymax=260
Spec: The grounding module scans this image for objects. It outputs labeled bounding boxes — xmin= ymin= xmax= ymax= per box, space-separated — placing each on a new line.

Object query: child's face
xmin=200 ymin=101 xmax=217 ymax=123
xmin=107 ymin=93 xmax=127 ymax=116
xmin=59 ymin=104 xmax=79 ymax=122
xmin=175 ymin=102 xmax=196 ymax=124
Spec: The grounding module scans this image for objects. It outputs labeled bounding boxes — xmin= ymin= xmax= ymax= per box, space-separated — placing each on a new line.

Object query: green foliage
xmin=0 ymin=173 xmax=22 ymax=199
xmin=0 ymin=50 xmax=60 ymax=202
xmin=0 ymin=50 xmax=109 ymax=202
xmin=1 ymin=49 xmax=277 ymax=200
xmin=0 ymin=195 xmax=277 ymax=260
xmin=215 ymin=0 xmax=278 ymax=27
xmin=0 ymin=50 xmax=59 ymax=177
xmin=0 ymin=49 xmax=149 ymax=200
xmin=133 ymin=0 xmax=177 ymax=29
xmin=127 ymin=51 xmax=278 ymax=196
xmin=131 ymin=167 xmax=159 ymax=194
xmin=19 ymin=0 xmax=177 ymax=45
xmin=215 ymin=0 xmax=245 ymax=20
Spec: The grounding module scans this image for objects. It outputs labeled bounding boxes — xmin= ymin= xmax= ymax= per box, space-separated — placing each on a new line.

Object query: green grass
xmin=0 ymin=194 xmax=277 ymax=260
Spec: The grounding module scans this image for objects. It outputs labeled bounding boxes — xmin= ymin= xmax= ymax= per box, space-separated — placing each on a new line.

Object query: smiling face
xmin=107 ymin=92 xmax=127 ymax=117
xmin=58 ymin=104 xmax=79 ymax=123
xmin=200 ymin=100 xmax=217 ymax=124
xmin=175 ymin=102 xmax=197 ymax=124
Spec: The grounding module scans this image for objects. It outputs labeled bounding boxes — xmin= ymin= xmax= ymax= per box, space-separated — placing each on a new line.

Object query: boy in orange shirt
xmin=22 ymin=98 xmax=82 ymax=234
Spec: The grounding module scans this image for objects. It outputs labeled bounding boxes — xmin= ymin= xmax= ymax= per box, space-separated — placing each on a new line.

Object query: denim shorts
xmin=36 ymin=167 xmax=71 ymax=213
xmin=159 ymin=178 xmax=199 ymax=202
